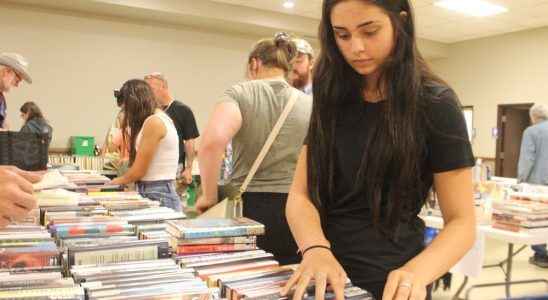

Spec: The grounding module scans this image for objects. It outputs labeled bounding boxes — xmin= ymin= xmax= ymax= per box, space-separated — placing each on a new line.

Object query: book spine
xmin=54 ymin=224 xmax=134 ymax=239
xmin=177 ymin=235 xmax=257 ymax=245
xmin=182 ymin=228 xmax=248 ymax=239
xmin=68 ymin=244 xmax=169 ymax=266
xmin=176 ymin=243 xmax=256 ymax=254
xmin=0 ymin=286 xmax=84 ymax=298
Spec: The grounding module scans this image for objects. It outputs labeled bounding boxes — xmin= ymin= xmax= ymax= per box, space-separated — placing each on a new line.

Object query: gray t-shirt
xmin=219 ymin=78 xmax=312 ymax=193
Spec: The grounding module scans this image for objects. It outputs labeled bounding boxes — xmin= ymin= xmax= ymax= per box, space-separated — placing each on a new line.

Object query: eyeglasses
xmin=9 ymin=68 xmax=22 ymax=83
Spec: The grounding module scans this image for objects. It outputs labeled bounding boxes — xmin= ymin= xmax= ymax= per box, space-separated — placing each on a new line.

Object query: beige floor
xmin=432 ymin=238 xmax=548 ymax=300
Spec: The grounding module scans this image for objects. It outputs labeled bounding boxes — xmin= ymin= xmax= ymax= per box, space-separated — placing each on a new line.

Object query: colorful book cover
xmin=166 ymin=217 xmax=264 ymax=239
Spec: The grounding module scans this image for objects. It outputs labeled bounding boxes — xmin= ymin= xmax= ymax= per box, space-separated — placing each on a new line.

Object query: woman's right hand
xmin=280 ymin=247 xmax=347 ymax=300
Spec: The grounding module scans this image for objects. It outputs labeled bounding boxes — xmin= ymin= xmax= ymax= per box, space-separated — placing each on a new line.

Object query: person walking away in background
xmin=517 ymin=103 xmax=548 ymax=268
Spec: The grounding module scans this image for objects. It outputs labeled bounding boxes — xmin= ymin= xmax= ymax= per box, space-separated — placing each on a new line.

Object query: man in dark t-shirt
xmin=145 ymin=73 xmax=199 ymax=184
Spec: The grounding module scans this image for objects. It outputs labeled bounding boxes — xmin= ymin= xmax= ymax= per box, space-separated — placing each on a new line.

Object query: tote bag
xmin=0 ymin=131 xmax=48 ymax=171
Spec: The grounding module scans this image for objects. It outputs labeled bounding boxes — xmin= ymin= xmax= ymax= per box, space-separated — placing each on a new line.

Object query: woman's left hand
xmin=382 ymin=268 xmax=426 ymax=300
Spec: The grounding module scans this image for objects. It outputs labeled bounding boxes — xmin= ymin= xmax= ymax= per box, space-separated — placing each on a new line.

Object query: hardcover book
xmin=166 ymin=217 xmax=265 ymax=239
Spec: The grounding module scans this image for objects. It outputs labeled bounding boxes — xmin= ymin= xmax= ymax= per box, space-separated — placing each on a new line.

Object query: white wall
xmin=4 ymin=4 xmax=547 ymax=158
xmin=1 ymin=6 xmax=258 ymax=148
xmin=431 ymin=26 xmax=548 ymax=158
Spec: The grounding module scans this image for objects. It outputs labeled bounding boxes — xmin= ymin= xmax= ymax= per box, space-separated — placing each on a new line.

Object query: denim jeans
xmin=532 ymin=244 xmax=547 ymax=258
xmin=137 ymin=180 xmax=182 ymax=212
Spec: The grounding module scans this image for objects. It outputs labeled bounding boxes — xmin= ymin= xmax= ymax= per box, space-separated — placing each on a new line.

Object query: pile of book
xmin=33 ymin=169 xmax=117 ymax=192
xmin=135 ymin=223 xmax=170 ymax=240
xmin=491 ymin=190 xmax=548 ymax=233
xmin=60 ymin=170 xmax=111 ymax=185
xmin=87 ymin=191 xmax=186 ymax=224
xmin=167 ymin=217 xmax=279 ymax=282
xmin=70 ymin=259 xmax=219 ymax=299
xmin=167 ymin=217 xmax=265 ymax=255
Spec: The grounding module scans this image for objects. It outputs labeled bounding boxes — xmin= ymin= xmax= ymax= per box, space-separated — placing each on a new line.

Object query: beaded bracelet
xmin=301 ymin=244 xmax=332 ymax=256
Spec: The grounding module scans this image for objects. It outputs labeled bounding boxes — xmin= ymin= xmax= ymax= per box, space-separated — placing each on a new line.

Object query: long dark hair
xmin=119 ymin=79 xmax=158 ymax=166
xmin=308 ymin=0 xmax=446 ymax=237
xmin=20 ymin=101 xmax=45 ymax=123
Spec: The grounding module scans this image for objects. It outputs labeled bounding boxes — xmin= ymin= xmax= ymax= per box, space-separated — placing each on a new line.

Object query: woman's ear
xmin=400 ymin=11 xmax=408 ymax=20
xmin=248 ymin=58 xmax=259 ymax=79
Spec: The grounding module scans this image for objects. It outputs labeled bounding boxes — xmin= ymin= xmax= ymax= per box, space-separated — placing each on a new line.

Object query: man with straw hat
xmin=0 ymin=52 xmax=33 ymax=130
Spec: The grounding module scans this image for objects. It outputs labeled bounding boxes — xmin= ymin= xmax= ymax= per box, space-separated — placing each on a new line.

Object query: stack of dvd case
xmin=87 ymin=191 xmax=186 ymax=226
xmin=0 ymin=225 xmax=83 ymax=299
xmin=0 ymin=225 xmax=60 ymax=272
xmin=70 ymin=259 xmax=219 ymax=299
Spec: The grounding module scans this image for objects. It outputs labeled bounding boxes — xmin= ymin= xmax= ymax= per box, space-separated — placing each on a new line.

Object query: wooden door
xmin=495 ymin=104 xmax=534 ymax=177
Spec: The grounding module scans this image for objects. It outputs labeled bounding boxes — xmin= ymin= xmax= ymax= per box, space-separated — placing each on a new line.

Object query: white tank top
xmin=136 ymin=112 xmax=179 ymax=181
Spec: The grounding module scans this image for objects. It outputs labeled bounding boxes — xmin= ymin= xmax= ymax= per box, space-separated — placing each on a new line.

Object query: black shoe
xmin=529 ymin=255 xmax=548 ymax=268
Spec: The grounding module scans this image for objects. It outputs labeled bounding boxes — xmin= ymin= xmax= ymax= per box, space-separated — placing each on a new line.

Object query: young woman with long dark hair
xmin=109 ymin=79 xmax=181 ymax=212
xmin=281 ymin=1 xmax=476 ymax=299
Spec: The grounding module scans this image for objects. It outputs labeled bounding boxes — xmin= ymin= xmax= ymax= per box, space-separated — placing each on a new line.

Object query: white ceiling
xmin=210 ymin=0 xmax=548 ymax=43
xmin=1 ymin=0 xmax=547 ymax=58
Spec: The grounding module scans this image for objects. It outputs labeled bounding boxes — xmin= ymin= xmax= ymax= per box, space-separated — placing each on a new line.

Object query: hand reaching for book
xmin=194 ymin=194 xmax=217 ymax=214
xmin=280 ymin=247 xmax=347 ymax=300
xmin=382 ymin=268 xmax=427 ymax=300
xmin=0 ymin=166 xmax=42 ymax=227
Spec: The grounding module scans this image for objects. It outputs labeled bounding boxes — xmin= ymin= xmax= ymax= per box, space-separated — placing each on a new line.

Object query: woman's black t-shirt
xmin=322 ymin=84 xmax=474 ymax=298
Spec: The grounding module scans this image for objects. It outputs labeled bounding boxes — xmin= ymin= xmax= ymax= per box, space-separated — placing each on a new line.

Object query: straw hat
xmin=0 ymin=52 xmax=32 ymax=84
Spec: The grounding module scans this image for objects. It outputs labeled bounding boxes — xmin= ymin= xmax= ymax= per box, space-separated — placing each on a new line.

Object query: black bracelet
xmin=301 ymin=245 xmax=331 ymax=256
